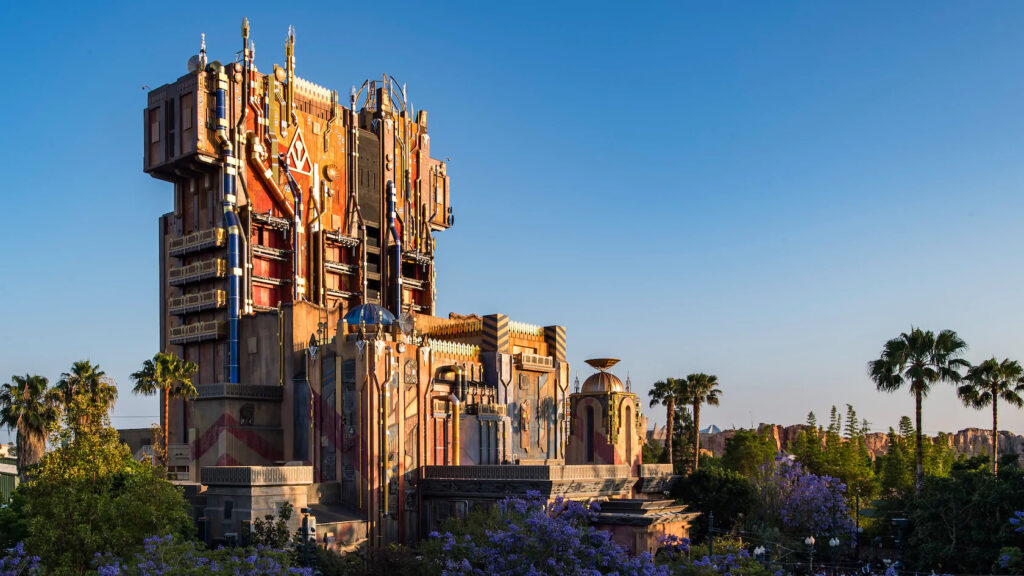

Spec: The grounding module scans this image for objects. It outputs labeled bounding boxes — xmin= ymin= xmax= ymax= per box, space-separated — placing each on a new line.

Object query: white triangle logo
xmin=286 ymin=128 xmax=313 ymax=175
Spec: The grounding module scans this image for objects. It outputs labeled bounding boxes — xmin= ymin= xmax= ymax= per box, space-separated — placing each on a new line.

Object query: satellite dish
xmin=187 ymin=54 xmax=202 ymax=73
xmin=398 ymin=311 xmax=415 ymax=335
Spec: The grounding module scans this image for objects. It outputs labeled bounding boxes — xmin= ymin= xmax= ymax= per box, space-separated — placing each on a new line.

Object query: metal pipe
xmin=216 ymin=66 xmax=241 ymax=384
xmin=280 ymin=154 xmax=304 ymax=300
xmin=385 ymin=180 xmax=402 ymax=316
xmin=248 ymin=148 xmax=295 ymax=219
xmin=449 ymin=393 xmax=461 ymax=466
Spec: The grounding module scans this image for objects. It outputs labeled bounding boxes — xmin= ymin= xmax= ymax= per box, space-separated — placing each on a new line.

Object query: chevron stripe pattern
xmin=482 ymin=314 xmax=509 ymax=353
xmin=545 ymin=325 xmax=566 ymax=362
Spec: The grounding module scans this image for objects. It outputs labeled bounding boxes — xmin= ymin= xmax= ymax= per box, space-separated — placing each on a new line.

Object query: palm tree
xmin=130 ymin=352 xmax=198 ymax=461
xmin=0 ymin=374 xmax=61 ymax=480
xmin=957 ymin=357 xmax=1024 ymax=475
xmin=683 ymin=373 xmax=722 ymax=472
xmin=868 ymin=327 xmax=968 ymax=490
xmin=55 ymin=360 xmax=118 ymax=429
xmin=648 ymin=378 xmax=684 ymax=470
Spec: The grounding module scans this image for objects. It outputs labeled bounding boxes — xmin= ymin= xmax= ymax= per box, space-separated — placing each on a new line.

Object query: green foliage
xmin=790 ymin=405 xmax=878 ymax=502
xmin=17 ymin=402 xmax=193 ymax=575
xmin=0 ymin=374 xmax=61 ymax=477
xmin=995 ymin=546 xmax=1024 ymax=575
xmin=55 ymin=360 xmax=118 ymax=434
xmin=958 ymin=357 xmax=1024 ymax=474
xmin=671 ymin=406 xmax=696 ymax=473
xmin=0 ymin=489 xmax=29 ymax=549
xmin=130 ymin=352 xmax=197 ymax=468
xmin=251 ymin=501 xmax=294 ymax=549
xmin=676 ymin=466 xmax=756 ymax=544
xmin=682 ymin=373 xmax=722 ymax=471
xmin=721 ymin=428 xmax=776 ymax=476
xmin=314 ymin=544 xmax=428 ymax=576
xmin=902 ymin=467 xmax=1024 ymax=573
xmin=643 ymin=438 xmax=665 ymax=464
xmin=662 ymin=537 xmax=770 ymax=576
xmin=868 ymin=327 xmax=969 ymax=490
xmin=93 ymin=535 xmax=312 ymax=575
xmin=875 ymin=420 xmax=954 ymax=498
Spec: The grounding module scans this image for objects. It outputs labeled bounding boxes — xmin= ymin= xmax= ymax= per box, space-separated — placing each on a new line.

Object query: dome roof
xmin=344 ymin=304 xmax=396 ymax=326
xmin=581 ymin=371 xmax=624 ymax=393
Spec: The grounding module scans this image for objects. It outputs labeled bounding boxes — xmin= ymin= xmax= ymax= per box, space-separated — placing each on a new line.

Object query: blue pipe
xmin=280 ymin=155 xmax=303 ymax=301
xmin=386 ymin=180 xmax=402 ymax=316
xmin=216 ymin=74 xmax=241 ymax=384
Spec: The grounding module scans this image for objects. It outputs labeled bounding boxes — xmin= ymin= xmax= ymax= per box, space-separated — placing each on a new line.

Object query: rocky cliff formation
xmin=651 ymin=424 xmax=1024 ymax=460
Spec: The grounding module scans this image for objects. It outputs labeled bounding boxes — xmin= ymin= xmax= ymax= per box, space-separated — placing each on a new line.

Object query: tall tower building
xmin=144 ymin=22 xmax=451 ymax=465
xmin=142 ymin=21 xmax=690 ymax=552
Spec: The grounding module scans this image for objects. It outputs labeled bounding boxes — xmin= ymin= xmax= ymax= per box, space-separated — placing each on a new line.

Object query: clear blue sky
xmin=3 ymin=1 xmax=1024 ymax=443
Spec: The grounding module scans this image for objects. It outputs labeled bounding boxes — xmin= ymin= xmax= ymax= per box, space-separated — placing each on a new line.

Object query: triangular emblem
xmin=286 ymin=128 xmax=313 ymax=175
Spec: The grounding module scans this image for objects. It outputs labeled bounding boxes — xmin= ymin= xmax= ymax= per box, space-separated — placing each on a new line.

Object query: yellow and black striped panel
xmin=545 ymin=325 xmax=566 ymax=362
xmin=482 ymin=314 xmax=509 ymax=353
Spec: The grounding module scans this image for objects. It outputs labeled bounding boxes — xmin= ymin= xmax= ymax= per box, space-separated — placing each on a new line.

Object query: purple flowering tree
xmin=425 ymin=492 xmax=670 ymax=576
xmin=0 ymin=543 xmax=41 ymax=576
xmin=754 ymin=455 xmax=854 ymax=540
xmin=92 ymin=535 xmax=314 ymax=576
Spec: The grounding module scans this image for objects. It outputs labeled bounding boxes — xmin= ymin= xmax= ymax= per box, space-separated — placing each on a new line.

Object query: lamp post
xmin=829 ymin=537 xmax=840 ymax=575
xmin=805 ymin=536 xmax=816 ymax=575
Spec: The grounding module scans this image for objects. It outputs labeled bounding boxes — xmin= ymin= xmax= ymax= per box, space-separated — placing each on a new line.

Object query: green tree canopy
xmin=130 ymin=352 xmax=198 ymax=465
xmin=17 ymin=401 xmax=192 ymax=574
xmin=0 ymin=374 xmax=61 ymax=480
xmin=957 ymin=357 xmax=1024 ymax=475
xmin=868 ymin=327 xmax=968 ymax=490
xmin=682 ymin=373 xmax=722 ymax=472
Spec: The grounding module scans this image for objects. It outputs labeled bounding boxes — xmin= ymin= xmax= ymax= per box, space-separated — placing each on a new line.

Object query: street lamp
xmin=805 ymin=536 xmax=816 ymax=574
xmin=829 ymin=537 xmax=840 ymax=575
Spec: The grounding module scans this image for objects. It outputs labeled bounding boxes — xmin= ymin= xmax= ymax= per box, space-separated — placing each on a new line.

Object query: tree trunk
xmin=915 ymin=387 xmax=924 ymax=492
xmin=992 ymin=399 xmax=999 ymax=476
xmin=693 ymin=401 xmax=701 ymax=473
xmin=666 ymin=398 xmax=674 ymax=471
xmin=17 ymin=428 xmax=45 ymax=482
xmin=163 ymin=387 xmax=170 ymax=467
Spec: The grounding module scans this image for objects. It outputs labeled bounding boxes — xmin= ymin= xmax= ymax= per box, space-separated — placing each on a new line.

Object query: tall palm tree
xmin=683 ymin=373 xmax=722 ymax=472
xmin=0 ymin=374 xmax=61 ymax=480
xmin=868 ymin=327 xmax=968 ymax=490
xmin=55 ymin=360 xmax=118 ymax=429
xmin=648 ymin=378 xmax=684 ymax=470
xmin=957 ymin=357 xmax=1024 ymax=475
xmin=130 ymin=352 xmax=198 ymax=461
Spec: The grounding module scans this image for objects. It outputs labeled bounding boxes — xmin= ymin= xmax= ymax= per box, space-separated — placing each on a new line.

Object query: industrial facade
xmin=143 ymin=20 xmax=693 ymax=553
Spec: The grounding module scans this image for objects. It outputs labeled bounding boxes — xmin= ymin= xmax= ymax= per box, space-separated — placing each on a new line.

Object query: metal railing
xmin=168 ymin=228 xmax=226 ymax=256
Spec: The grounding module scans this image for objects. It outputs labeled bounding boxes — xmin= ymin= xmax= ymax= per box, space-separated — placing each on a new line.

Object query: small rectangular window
xmin=223 ymin=500 xmax=233 ymax=520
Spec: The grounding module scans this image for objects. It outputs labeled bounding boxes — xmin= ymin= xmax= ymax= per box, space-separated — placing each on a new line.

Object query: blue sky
xmin=3 ymin=1 xmax=1024 ymax=442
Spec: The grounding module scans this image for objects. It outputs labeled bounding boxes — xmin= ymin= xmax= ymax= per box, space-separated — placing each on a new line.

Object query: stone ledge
xmin=421 ymin=464 xmax=630 ymax=481
xmin=639 ymin=463 xmax=673 ymax=477
xmin=200 ymin=465 xmax=312 ymax=486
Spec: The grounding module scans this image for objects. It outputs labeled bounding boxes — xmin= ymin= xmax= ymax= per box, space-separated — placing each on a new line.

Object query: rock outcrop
xmin=649 ymin=424 xmax=1024 ymax=460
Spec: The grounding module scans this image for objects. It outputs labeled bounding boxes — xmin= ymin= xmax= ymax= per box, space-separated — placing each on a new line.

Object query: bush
xmin=16 ymin=405 xmax=193 ymax=574
xmin=675 ymin=466 xmax=756 ymax=544
xmin=423 ymin=492 xmax=669 ymax=575
xmin=93 ymin=535 xmax=313 ymax=575
xmin=0 ymin=542 xmax=41 ymax=576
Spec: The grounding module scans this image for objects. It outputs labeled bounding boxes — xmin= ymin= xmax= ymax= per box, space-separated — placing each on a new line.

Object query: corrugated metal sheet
xmin=0 ymin=472 xmax=17 ymax=504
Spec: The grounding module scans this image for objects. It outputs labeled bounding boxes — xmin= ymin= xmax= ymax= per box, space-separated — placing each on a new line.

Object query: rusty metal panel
xmin=357 ymin=130 xmax=380 ymax=225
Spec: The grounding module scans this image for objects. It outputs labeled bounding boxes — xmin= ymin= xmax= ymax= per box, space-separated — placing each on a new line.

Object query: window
xmin=223 ymin=500 xmax=233 ymax=520
xmin=585 ymin=406 xmax=595 ymax=463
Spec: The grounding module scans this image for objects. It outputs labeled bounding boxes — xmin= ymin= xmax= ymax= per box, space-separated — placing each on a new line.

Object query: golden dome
xmin=581 ymin=371 xmax=624 ymax=393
